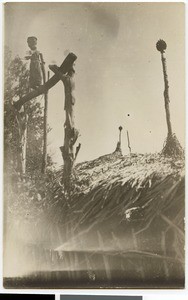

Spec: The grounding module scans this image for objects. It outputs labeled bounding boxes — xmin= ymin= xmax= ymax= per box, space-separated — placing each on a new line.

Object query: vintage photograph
xmin=3 ymin=2 xmax=185 ymax=288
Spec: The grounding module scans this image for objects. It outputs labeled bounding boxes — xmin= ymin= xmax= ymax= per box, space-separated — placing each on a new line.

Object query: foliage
xmin=4 ymin=47 xmax=57 ymax=246
xmin=4 ymin=46 xmax=53 ymax=177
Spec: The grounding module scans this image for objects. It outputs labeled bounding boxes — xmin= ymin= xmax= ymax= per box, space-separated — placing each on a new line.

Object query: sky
xmin=4 ymin=2 xmax=185 ymax=166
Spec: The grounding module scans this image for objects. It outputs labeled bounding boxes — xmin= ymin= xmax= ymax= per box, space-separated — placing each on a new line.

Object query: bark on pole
xmin=13 ymin=53 xmax=77 ymax=111
xmin=49 ymin=63 xmax=80 ymax=193
xmin=161 ymin=51 xmax=173 ymax=136
xmin=115 ymin=126 xmax=122 ymax=153
xmin=156 ymin=40 xmax=183 ymax=157
xmin=15 ymin=107 xmax=28 ymax=179
xmin=41 ymin=52 xmax=49 ymax=174
xmin=156 ymin=40 xmax=173 ymax=136
xmin=119 ymin=126 xmax=122 ymax=145
xmin=21 ymin=115 xmax=28 ymax=175
xmin=127 ymin=130 xmax=131 ymax=154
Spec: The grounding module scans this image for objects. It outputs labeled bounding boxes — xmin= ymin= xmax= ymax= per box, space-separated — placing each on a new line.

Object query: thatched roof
xmin=6 ymin=151 xmax=184 ymax=245
xmin=4 ymin=152 xmax=185 ymax=287
xmin=50 ymin=152 xmax=184 ymax=232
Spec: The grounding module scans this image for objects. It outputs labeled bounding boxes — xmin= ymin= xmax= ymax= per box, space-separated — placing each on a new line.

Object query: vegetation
xmin=4 ymin=48 xmax=54 ymax=222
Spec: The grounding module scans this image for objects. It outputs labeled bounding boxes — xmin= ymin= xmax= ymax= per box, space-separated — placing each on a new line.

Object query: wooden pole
xmin=21 ymin=113 xmax=28 ymax=176
xmin=115 ymin=126 xmax=122 ymax=153
xmin=156 ymin=40 xmax=172 ymax=136
xmin=15 ymin=107 xmax=28 ymax=180
xmin=127 ymin=130 xmax=131 ymax=154
xmin=63 ymin=71 xmax=76 ymax=192
xmin=49 ymin=64 xmax=80 ymax=193
xmin=161 ymin=51 xmax=173 ymax=136
xmin=41 ymin=69 xmax=50 ymax=174
xmin=156 ymin=40 xmax=184 ymax=157
xmin=119 ymin=126 xmax=122 ymax=145
xmin=39 ymin=53 xmax=46 ymax=84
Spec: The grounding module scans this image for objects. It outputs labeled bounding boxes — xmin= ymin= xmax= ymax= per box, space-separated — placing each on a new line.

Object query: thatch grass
xmin=162 ymin=133 xmax=184 ymax=158
xmin=49 ymin=152 xmax=184 ymax=268
xmin=6 ymin=151 xmax=184 ymax=248
xmin=49 ymin=152 xmax=184 ymax=228
xmin=4 ymin=151 xmax=185 ymax=286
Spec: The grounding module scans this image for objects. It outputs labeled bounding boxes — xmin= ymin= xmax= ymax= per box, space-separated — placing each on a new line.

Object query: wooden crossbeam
xmin=48 ymin=65 xmax=65 ymax=81
xmin=13 ymin=52 xmax=77 ymax=111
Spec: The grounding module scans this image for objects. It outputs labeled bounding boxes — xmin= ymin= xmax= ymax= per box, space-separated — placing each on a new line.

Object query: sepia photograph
xmin=3 ymin=2 xmax=185 ymax=289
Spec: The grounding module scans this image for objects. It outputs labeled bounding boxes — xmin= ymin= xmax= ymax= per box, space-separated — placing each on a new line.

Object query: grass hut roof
xmin=50 ymin=152 xmax=184 ymax=234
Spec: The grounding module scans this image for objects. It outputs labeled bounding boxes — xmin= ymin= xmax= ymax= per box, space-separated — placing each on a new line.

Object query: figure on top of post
xmin=25 ymin=36 xmax=43 ymax=89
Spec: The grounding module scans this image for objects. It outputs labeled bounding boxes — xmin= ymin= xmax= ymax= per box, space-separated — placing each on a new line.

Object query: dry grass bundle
xmin=162 ymin=133 xmax=184 ymax=158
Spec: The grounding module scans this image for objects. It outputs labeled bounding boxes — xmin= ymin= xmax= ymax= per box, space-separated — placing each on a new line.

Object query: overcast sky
xmin=4 ymin=2 xmax=185 ymax=165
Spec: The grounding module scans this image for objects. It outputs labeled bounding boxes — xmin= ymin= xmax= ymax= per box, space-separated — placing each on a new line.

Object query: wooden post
xmin=115 ymin=126 xmax=122 ymax=153
xmin=49 ymin=63 xmax=80 ymax=193
xmin=119 ymin=126 xmax=123 ymax=145
xmin=156 ymin=40 xmax=173 ymax=136
xmin=15 ymin=106 xmax=28 ymax=179
xmin=41 ymin=65 xmax=50 ymax=174
xmin=21 ymin=114 xmax=28 ymax=176
xmin=63 ymin=68 xmax=76 ymax=191
xmin=127 ymin=130 xmax=131 ymax=154
xmin=156 ymin=40 xmax=183 ymax=157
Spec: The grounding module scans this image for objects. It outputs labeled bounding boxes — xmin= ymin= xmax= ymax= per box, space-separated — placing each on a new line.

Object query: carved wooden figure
xmin=26 ymin=36 xmax=42 ymax=89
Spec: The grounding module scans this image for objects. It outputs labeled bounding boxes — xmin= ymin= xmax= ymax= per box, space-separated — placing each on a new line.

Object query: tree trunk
xmin=161 ymin=52 xmax=173 ymax=136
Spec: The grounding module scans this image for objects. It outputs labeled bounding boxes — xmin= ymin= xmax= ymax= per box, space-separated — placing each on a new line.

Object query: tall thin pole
xmin=156 ymin=39 xmax=173 ymax=136
xmin=119 ymin=126 xmax=122 ymax=145
xmin=40 ymin=53 xmax=49 ymax=174
xmin=15 ymin=106 xmax=28 ymax=180
xmin=115 ymin=126 xmax=122 ymax=153
xmin=127 ymin=130 xmax=131 ymax=154
xmin=156 ymin=39 xmax=183 ymax=157
xmin=160 ymin=52 xmax=173 ymax=136
xmin=49 ymin=63 xmax=79 ymax=194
